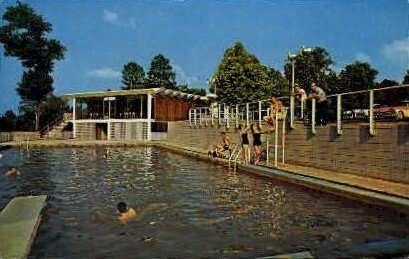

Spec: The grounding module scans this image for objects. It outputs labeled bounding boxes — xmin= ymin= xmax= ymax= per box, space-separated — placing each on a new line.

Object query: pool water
xmin=0 ymin=147 xmax=408 ymax=258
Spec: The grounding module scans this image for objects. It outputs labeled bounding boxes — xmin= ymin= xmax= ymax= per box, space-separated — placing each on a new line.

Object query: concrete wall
xmin=166 ymin=121 xmax=409 ymax=184
xmin=0 ymin=132 xmax=40 ymax=142
xmin=75 ymin=121 xmax=148 ymax=141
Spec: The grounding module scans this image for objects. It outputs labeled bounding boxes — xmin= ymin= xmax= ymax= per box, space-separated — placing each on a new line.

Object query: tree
xmin=265 ymin=67 xmax=290 ymax=97
xmin=121 ymin=62 xmax=146 ymax=90
xmin=403 ymin=70 xmax=409 ymax=84
xmin=338 ymin=61 xmax=378 ymax=92
xmin=39 ymin=95 xmax=69 ymax=129
xmin=0 ymin=2 xmax=65 ymax=131
xmin=146 ymin=54 xmax=176 ymax=89
xmin=284 ymin=47 xmax=335 ymax=93
xmin=177 ymin=84 xmax=206 ymax=96
xmin=375 ymin=79 xmax=408 ymax=106
xmin=210 ymin=42 xmax=276 ymax=105
xmin=337 ymin=61 xmax=378 ymax=109
xmin=0 ymin=110 xmax=17 ymax=131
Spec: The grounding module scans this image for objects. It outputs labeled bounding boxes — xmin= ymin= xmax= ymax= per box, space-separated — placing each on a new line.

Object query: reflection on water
xmin=0 ymin=147 xmax=408 ymax=258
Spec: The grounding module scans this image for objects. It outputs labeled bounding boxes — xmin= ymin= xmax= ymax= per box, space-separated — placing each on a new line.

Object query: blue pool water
xmin=0 ymin=147 xmax=408 ymax=258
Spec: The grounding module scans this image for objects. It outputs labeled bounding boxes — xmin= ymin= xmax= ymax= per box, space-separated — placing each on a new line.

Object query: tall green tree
xmin=338 ymin=61 xmax=378 ymax=92
xmin=0 ymin=2 xmax=65 ymax=131
xmin=403 ymin=70 xmax=409 ymax=84
xmin=284 ymin=47 xmax=335 ymax=93
xmin=146 ymin=54 xmax=176 ymax=89
xmin=337 ymin=61 xmax=378 ymax=109
xmin=210 ymin=42 xmax=276 ymax=105
xmin=265 ymin=67 xmax=290 ymax=97
xmin=121 ymin=61 xmax=146 ymax=90
xmin=375 ymin=78 xmax=409 ymax=106
xmin=0 ymin=110 xmax=17 ymax=131
xmin=177 ymin=84 xmax=206 ymax=96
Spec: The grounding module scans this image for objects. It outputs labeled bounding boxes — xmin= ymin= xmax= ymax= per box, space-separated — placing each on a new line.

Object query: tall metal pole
xmin=291 ymin=60 xmax=295 ymax=92
xmin=246 ymin=103 xmax=249 ymax=126
xmin=72 ymin=97 xmax=77 ymax=139
xmin=337 ymin=94 xmax=342 ymax=135
xmin=290 ymin=60 xmax=295 ymax=129
xmin=369 ymin=90 xmax=375 ymax=136
xmin=274 ymin=110 xmax=279 ymax=167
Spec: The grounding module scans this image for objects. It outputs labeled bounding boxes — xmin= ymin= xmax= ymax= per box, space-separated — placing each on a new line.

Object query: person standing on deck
xmin=238 ymin=124 xmax=250 ymax=164
xmin=292 ymin=84 xmax=307 ymax=119
xmin=251 ymin=123 xmax=263 ymax=165
xmin=309 ymin=83 xmax=328 ymax=126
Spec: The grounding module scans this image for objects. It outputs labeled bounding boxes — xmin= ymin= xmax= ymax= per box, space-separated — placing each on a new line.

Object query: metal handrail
xmin=38 ymin=111 xmax=70 ymax=139
xmin=233 ymin=148 xmax=242 ymax=170
xmin=228 ymin=144 xmax=240 ymax=168
xmin=189 ymin=84 xmax=409 ymax=137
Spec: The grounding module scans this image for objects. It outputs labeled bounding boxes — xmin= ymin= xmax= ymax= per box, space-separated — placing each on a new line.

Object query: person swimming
xmin=117 ymin=202 xmax=136 ymax=225
xmin=4 ymin=167 xmax=20 ymax=176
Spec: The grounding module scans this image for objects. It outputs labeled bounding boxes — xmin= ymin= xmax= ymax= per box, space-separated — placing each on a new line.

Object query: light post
xmin=287 ymin=45 xmax=312 ymax=128
xmin=207 ymin=76 xmax=218 ymax=98
xmin=287 ymin=45 xmax=312 ymax=92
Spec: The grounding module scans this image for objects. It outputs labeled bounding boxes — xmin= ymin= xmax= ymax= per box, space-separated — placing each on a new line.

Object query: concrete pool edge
xmin=0 ymin=195 xmax=47 ymax=259
xmin=154 ymin=142 xmax=409 ymax=213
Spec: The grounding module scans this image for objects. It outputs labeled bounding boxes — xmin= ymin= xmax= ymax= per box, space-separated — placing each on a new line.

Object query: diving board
xmin=0 ymin=195 xmax=47 ymax=259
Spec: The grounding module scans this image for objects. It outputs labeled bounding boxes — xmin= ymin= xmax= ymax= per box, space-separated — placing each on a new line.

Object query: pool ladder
xmin=228 ymin=144 xmax=242 ymax=171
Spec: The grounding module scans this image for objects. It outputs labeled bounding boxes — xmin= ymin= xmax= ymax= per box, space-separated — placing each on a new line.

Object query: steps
xmin=40 ymin=121 xmax=70 ymax=140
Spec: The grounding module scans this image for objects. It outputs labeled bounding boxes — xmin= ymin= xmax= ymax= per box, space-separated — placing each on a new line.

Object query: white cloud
xmin=355 ymin=52 xmax=371 ymax=63
xmin=382 ymin=37 xmax=409 ymax=65
xmin=102 ymin=10 xmax=136 ymax=29
xmin=103 ymin=10 xmax=118 ymax=23
xmin=172 ymin=64 xmax=200 ymax=86
xmin=87 ymin=68 xmax=121 ymax=78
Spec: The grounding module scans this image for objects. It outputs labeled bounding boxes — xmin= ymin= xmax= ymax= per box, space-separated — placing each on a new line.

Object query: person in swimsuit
xmin=238 ymin=124 xmax=250 ymax=164
xmin=2 ymin=167 xmax=20 ymax=179
xmin=217 ymin=131 xmax=231 ymax=158
xmin=210 ymin=131 xmax=231 ymax=158
xmin=251 ymin=123 xmax=263 ymax=165
xmin=263 ymin=97 xmax=282 ymax=132
xmin=117 ymin=202 xmax=137 ymax=225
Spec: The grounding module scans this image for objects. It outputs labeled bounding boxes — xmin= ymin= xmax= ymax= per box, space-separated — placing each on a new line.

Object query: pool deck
xmin=1 ymin=140 xmax=408 ymax=212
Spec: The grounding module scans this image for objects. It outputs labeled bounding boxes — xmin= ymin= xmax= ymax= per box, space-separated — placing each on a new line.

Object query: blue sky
xmin=0 ymin=0 xmax=408 ymax=113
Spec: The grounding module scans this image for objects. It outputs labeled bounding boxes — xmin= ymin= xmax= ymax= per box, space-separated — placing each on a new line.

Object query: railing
xmin=0 ymin=132 xmax=12 ymax=143
xmin=38 ymin=112 xmax=71 ymax=139
xmin=189 ymin=84 xmax=409 ymax=136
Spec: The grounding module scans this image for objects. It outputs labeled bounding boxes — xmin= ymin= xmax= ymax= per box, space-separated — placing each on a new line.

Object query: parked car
xmin=374 ymin=104 xmax=396 ymax=120
xmin=390 ymin=101 xmax=409 ymax=120
xmin=342 ymin=108 xmax=369 ymax=120
xmin=343 ymin=102 xmax=409 ymax=121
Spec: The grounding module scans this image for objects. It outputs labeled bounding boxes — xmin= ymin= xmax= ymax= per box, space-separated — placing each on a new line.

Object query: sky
xmin=0 ymin=0 xmax=408 ymax=114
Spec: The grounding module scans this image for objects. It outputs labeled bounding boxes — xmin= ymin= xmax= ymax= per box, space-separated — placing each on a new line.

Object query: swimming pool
xmin=1 ymin=147 xmax=408 ymax=258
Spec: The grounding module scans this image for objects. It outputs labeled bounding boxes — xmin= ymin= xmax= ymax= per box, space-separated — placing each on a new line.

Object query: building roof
xmin=61 ymin=87 xmax=210 ymax=102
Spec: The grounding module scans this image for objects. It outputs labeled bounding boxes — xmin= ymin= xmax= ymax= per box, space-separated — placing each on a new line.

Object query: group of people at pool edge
xmin=209 ymin=82 xmax=328 ymax=164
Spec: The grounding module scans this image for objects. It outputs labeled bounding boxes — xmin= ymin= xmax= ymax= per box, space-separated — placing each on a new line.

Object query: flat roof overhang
xmin=61 ymin=87 xmax=209 ymax=102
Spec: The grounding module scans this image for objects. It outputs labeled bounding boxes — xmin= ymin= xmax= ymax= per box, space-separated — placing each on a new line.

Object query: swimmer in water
xmin=117 ymin=202 xmax=136 ymax=225
xmin=5 ymin=167 xmax=20 ymax=176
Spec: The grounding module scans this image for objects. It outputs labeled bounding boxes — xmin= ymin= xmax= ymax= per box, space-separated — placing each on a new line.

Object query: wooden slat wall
xmin=154 ymin=97 xmax=196 ymax=121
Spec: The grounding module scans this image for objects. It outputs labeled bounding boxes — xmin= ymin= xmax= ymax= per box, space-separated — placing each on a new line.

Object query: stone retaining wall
xmin=166 ymin=121 xmax=409 ymax=184
xmin=0 ymin=132 xmax=40 ymax=142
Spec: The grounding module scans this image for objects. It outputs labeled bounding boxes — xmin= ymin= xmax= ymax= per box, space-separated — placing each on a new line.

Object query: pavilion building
xmin=62 ymin=87 xmax=209 ymax=141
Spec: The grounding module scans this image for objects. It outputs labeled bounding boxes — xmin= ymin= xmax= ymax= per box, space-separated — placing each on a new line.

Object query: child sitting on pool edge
xmin=117 ymin=202 xmax=136 ymax=225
